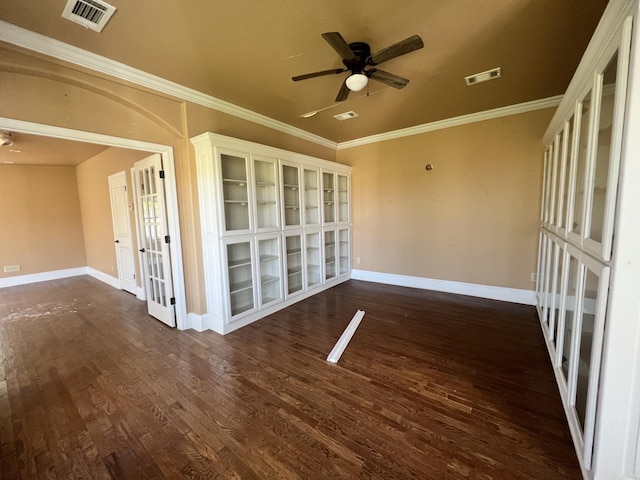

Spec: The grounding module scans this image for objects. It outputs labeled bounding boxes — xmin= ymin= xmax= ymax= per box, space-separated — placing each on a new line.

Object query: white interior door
xmin=134 ymin=154 xmax=175 ymax=327
xmin=108 ymin=171 xmax=137 ymax=295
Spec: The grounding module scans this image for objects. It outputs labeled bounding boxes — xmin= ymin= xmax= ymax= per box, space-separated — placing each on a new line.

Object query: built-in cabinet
xmin=193 ymin=133 xmax=351 ymax=334
xmin=535 ymin=3 xmax=640 ymax=478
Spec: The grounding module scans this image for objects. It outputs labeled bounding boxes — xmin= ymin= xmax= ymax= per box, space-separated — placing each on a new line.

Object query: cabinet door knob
xmin=139 ymin=248 xmax=146 ymax=253
xmin=114 ymin=239 xmax=120 ymax=243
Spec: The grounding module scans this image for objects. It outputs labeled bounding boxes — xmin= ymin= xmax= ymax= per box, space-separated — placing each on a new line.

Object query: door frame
xmin=0 ymin=116 xmax=188 ymax=329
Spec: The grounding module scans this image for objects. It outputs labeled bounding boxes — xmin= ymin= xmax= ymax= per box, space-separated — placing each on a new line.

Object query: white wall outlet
xmin=356 ymin=257 xmax=361 ymax=264
xmin=531 ymin=272 xmax=538 ymax=282
xmin=3 ymin=265 xmax=21 ymax=273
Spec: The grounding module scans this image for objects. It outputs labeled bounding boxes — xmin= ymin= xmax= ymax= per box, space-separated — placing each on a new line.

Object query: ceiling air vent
xmin=333 ymin=111 xmax=359 ymax=121
xmin=62 ymin=0 xmax=116 ymax=32
xmin=465 ymin=67 xmax=501 ymax=86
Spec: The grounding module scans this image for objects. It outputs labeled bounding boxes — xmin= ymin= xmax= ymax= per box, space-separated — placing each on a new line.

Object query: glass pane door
xmin=587 ymin=52 xmax=618 ymax=247
xmin=306 ymin=232 xmax=321 ymax=288
xmin=226 ymin=241 xmax=254 ymax=317
xmin=570 ymin=91 xmax=592 ymax=237
xmin=254 ymin=158 xmax=278 ymax=230
xmin=337 ymin=174 xmax=349 ymax=223
xmin=282 ymin=164 xmax=301 ymax=227
xmin=560 ymin=254 xmax=581 ymax=383
xmin=258 ymin=237 xmax=282 ymax=306
xmin=322 ymin=172 xmax=335 ymax=224
xmin=221 ymin=153 xmax=250 ymax=232
xmin=338 ymin=229 xmax=349 ymax=275
xmin=285 ymin=234 xmax=303 ymax=295
xmin=324 ymin=230 xmax=336 ymax=280
xmin=303 ymin=168 xmax=320 ymax=226
xmin=559 ymin=117 xmax=575 ymax=232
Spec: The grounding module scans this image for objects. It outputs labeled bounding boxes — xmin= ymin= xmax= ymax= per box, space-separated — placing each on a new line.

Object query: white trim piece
xmin=351 ymin=269 xmax=537 ymax=305
xmin=136 ymin=286 xmax=146 ymax=301
xmin=0 ymin=21 xmax=336 ymax=151
xmin=87 ymin=267 xmax=120 ymax=289
xmin=0 ymin=267 xmax=87 ymax=288
xmin=327 ymin=310 xmax=365 ymax=363
xmin=337 ymin=95 xmax=563 ymax=150
xmin=0 ymin=116 xmax=188 ymax=330
xmin=544 ymin=0 xmax=637 ymax=143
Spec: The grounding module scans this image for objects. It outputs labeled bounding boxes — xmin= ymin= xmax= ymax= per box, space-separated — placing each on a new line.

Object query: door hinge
xmin=124 ymin=185 xmax=127 ymax=191
xmin=159 ymin=170 xmax=165 ymax=179
xmin=164 ymin=235 xmax=170 ymax=244
xmin=170 ymin=297 xmax=176 ymax=305
xmin=133 ymin=273 xmax=135 ymax=279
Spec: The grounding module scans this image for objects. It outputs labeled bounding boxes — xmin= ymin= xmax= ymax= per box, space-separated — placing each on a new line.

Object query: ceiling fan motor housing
xmin=344 ymin=42 xmax=371 ymax=73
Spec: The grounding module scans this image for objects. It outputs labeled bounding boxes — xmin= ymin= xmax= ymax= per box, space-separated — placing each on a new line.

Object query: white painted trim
xmin=136 ymin=286 xmax=146 ymax=301
xmin=327 ymin=310 xmax=365 ymax=363
xmin=0 ymin=267 xmax=87 ymax=288
xmin=351 ymin=269 xmax=536 ymax=305
xmin=337 ymin=96 xmax=563 ymax=150
xmin=87 ymin=267 xmax=120 ymax=289
xmin=0 ymin=20 xmax=336 ymax=151
xmin=544 ymin=0 xmax=637 ymax=143
xmin=2 ymin=20 xmax=567 ymax=152
xmin=0 ymin=116 xmax=188 ymax=330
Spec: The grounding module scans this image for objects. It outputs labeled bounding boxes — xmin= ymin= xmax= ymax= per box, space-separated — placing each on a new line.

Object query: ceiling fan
xmin=292 ymin=32 xmax=424 ymax=102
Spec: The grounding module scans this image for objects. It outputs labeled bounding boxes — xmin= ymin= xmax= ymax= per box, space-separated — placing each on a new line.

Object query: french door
xmin=134 ymin=154 xmax=175 ymax=327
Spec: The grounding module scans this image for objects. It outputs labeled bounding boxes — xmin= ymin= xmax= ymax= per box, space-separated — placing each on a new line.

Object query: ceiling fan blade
xmin=292 ymin=68 xmax=347 ymax=81
xmin=335 ymin=78 xmax=351 ymax=102
xmin=368 ymin=69 xmax=409 ymax=89
xmin=368 ymin=35 xmax=424 ymax=65
xmin=322 ymin=32 xmax=356 ymax=61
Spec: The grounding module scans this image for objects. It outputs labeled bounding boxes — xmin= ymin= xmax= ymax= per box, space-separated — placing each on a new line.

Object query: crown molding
xmin=337 ymin=95 xmax=563 ymax=150
xmin=2 ymin=20 xmax=567 ymax=153
xmin=0 ymin=21 xmax=337 ymax=150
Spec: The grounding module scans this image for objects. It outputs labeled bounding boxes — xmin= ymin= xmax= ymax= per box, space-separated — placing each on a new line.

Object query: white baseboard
xmin=184 ymin=312 xmax=217 ymax=332
xmin=136 ymin=286 xmax=146 ymax=301
xmin=0 ymin=267 xmax=88 ymax=288
xmin=87 ymin=267 xmax=121 ymax=290
xmin=351 ymin=269 xmax=537 ymax=305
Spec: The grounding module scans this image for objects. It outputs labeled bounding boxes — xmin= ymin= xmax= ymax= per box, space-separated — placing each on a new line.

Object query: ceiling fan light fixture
xmin=346 ymin=73 xmax=368 ymax=92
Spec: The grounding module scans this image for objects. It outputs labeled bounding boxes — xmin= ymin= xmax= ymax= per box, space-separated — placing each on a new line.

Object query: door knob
xmin=114 ymin=240 xmax=120 ymax=243
xmin=139 ymin=248 xmax=146 ymax=253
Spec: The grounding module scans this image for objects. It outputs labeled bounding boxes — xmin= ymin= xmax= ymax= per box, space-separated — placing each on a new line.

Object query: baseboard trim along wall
xmin=350 ymin=269 xmax=536 ymax=305
xmin=0 ymin=267 xmax=87 ymax=288
xmin=86 ymin=267 xmax=121 ymax=290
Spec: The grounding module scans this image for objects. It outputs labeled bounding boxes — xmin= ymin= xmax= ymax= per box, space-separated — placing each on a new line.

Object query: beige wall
xmin=0 ymin=165 xmax=86 ymax=277
xmin=337 ymin=108 xmax=554 ymax=291
xmin=76 ymin=147 xmax=150 ymax=284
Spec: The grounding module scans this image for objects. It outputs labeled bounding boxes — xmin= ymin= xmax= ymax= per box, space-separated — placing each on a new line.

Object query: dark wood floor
xmin=0 ymin=276 xmax=580 ymax=479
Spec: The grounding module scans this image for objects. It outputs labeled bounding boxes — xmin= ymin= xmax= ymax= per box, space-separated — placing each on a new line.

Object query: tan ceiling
xmin=0 ymin=132 xmax=108 ymax=166
xmin=0 ymin=0 xmax=609 ymax=143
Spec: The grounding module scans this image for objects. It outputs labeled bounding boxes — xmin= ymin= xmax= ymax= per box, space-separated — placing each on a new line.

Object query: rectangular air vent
xmin=465 ymin=67 xmax=501 ymax=86
xmin=333 ymin=111 xmax=359 ymax=121
xmin=62 ymin=0 xmax=116 ymax=32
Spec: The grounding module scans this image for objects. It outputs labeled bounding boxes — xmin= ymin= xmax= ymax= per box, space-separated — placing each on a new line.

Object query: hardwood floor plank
xmin=0 ymin=276 xmax=580 ymax=479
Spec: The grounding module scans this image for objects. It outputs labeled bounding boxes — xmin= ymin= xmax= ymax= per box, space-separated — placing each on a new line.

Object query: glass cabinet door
xmin=337 ymin=174 xmax=349 ymax=223
xmin=253 ymin=157 xmax=279 ymax=231
xmin=221 ymin=153 xmax=251 ymax=233
xmin=305 ymin=231 xmax=321 ymax=289
xmin=282 ymin=164 xmax=301 ymax=227
xmin=303 ymin=168 xmax=320 ymax=227
xmin=338 ymin=229 xmax=349 ymax=275
xmin=226 ymin=240 xmax=255 ymax=318
xmin=322 ymin=172 xmax=336 ymax=224
xmin=257 ymin=237 xmax=282 ymax=307
xmin=324 ymin=230 xmax=336 ymax=281
xmin=569 ymin=90 xmax=593 ymax=240
xmin=284 ymin=234 xmax=303 ymax=296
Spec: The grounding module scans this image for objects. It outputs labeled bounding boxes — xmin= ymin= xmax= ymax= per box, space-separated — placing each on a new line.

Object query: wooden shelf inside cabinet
xmin=230 ymin=299 xmax=253 ymax=315
xmin=256 ymin=181 xmax=275 ymax=187
xmin=257 ymin=201 xmax=276 ymax=205
xmin=305 ymin=186 xmax=317 ymax=191
xmin=260 ymin=254 xmax=279 ymax=262
xmin=287 ymin=266 xmax=302 ymax=275
xmin=325 ymin=257 xmax=336 ymax=264
xmin=324 ymin=201 xmax=334 ymax=206
xmin=307 ymin=246 xmax=320 ymax=251
xmin=283 ymin=184 xmax=299 ymax=190
xmin=284 ymin=206 xmax=300 ymax=210
xmin=228 ymin=257 xmax=252 ymax=268
xmin=230 ymin=279 xmax=253 ymax=294
xmin=225 ymin=200 xmax=248 ymax=205
xmin=324 ymin=188 xmax=334 ymax=193
xmin=307 ymin=264 xmax=320 ymax=270
xmin=287 ymin=248 xmax=302 ymax=255
xmin=261 ymin=275 xmax=279 ymax=285
xmin=223 ymin=178 xmax=247 ymax=186
xmin=325 ymin=242 xmax=335 ymax=248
